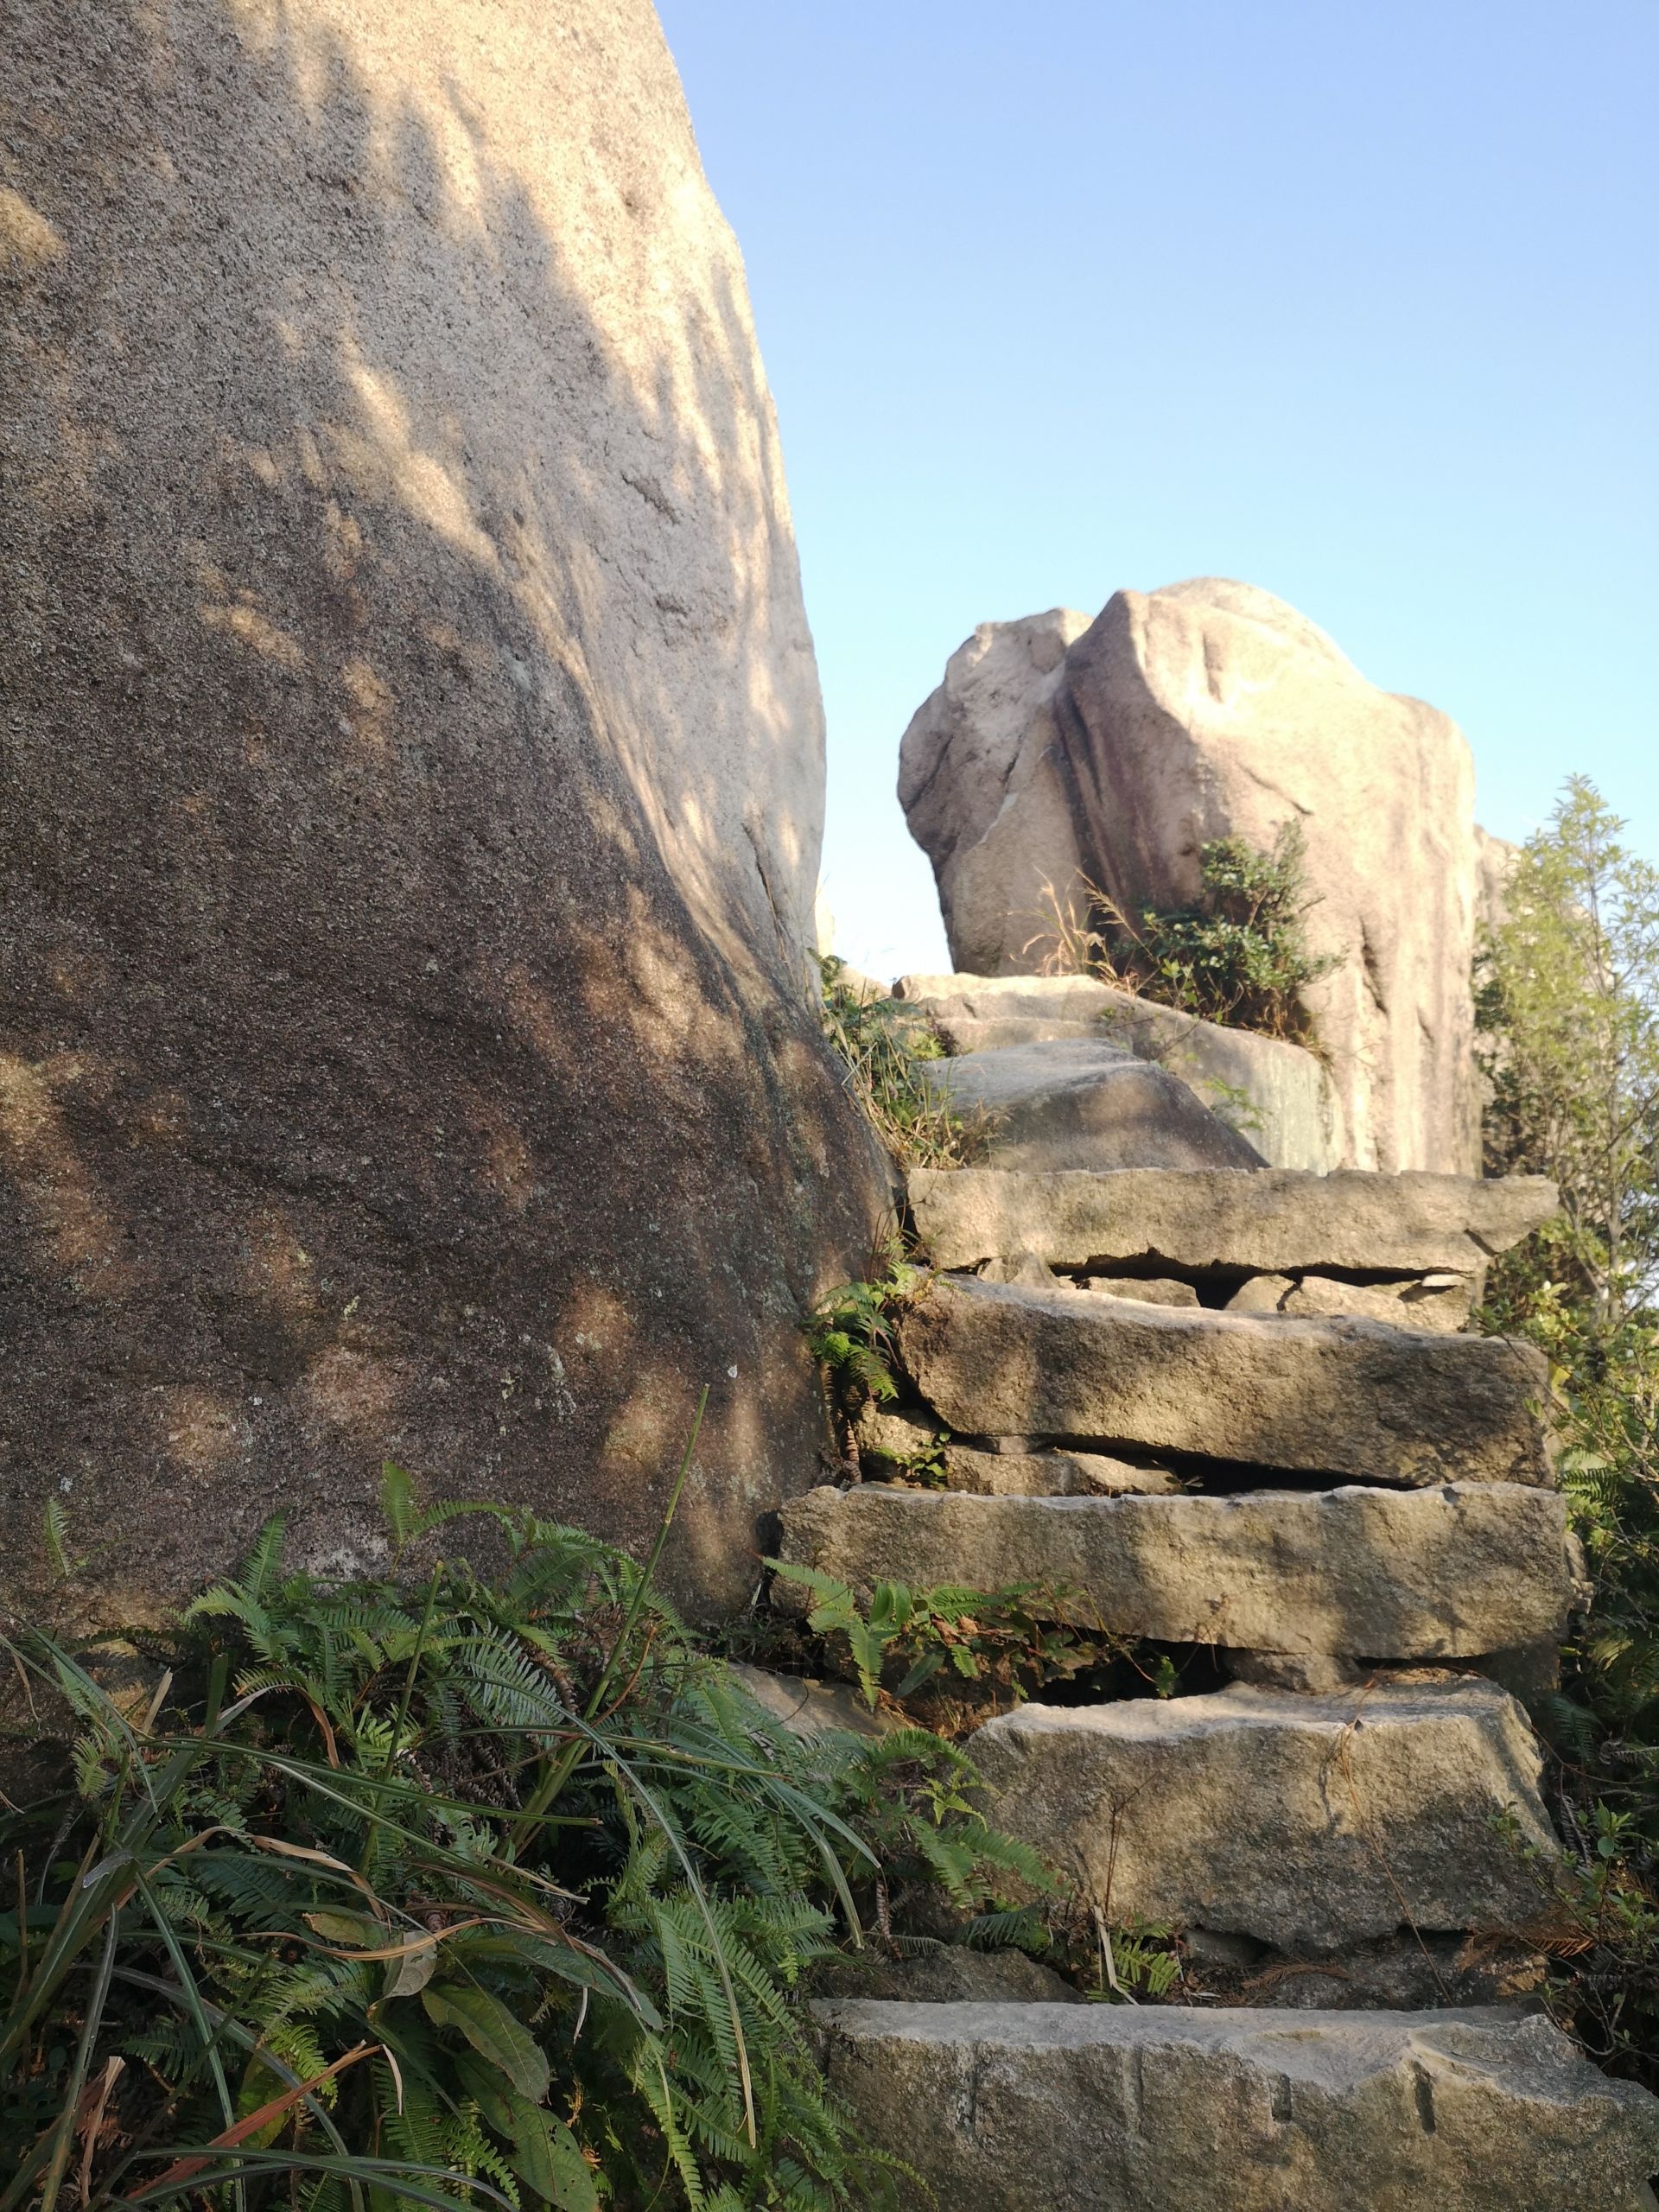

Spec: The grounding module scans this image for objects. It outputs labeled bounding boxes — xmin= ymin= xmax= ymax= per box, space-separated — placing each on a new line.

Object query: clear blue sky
xmin=657 ymin=1 xmax=1657 ymax=980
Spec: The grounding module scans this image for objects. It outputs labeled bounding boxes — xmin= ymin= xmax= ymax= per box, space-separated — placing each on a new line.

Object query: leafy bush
xmin=0 ymin=1452 xmax=1042 ymax=2210
xmin=1478 ymin=778 xmax=1659 ymax=2083
xmin=816 ymin=958 xmax=979 ymax=1170
xmin=1025 ymin=823 xmax=1340 ymax=1046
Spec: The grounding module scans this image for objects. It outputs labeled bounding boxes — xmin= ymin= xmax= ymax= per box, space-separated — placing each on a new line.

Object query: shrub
xmin=1478 ymin=778 xmax=1659 ymax=2084
xmin=1025 ymin=823 xmax=1340 ymax=1046
xmin=0 ymin=1447 xmax=1040 ymax=2210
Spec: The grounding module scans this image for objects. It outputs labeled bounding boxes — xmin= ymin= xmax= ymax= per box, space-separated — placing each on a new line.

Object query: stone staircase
xmin=779 ymin=1141 xmax=1659 ymax=2205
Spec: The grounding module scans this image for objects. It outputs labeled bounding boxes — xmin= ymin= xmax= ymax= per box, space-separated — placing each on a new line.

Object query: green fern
xmin=0 ymin=1462 xmax=942 ymax=2211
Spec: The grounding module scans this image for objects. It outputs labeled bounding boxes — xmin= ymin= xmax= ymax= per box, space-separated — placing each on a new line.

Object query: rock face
xmin=899 ymin=581 xmax=1481 ymax=1175
xmin=969 ymin=1681 xmax=1556 ymax=1955
xmin=908 ymin=1166 xmax=1559 ymax=1277
xmin=814 ymin=2002 xmax=1659 ymax=2212
xmin=777 ymin=1484 xmax=1573 ymax=1659
xmin=897 ymin=1277 xmax=1552 ymax=1487
xmin=895 ymin=972 xmax=1342 ymax=1172
xmin=922 ymin=1045 xmax=1267 ymax=1173
xmin=896 ymin=611 xmax=1092 ymax=970
xmin=0 ymin=0 xmax=886 ymax=1617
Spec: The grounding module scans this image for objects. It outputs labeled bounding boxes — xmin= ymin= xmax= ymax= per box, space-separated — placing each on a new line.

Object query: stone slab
xmin=938 ymin=1446 xmax=1182 ymax=1497
xmin=775 ymin=1483 xmax=1572 ymax=1659
xmin=812 ymin=2000 xmax=1659 ymax=2211
xmin=898 ymin=1275 xmax=1552 ymax=1488
xmin=1083 ymin=1274 xmax=1201 ymax=1306
xmin=895 ymin=971 xmax=1343 ymax=1172
xmin=919 ymin=1046 xmax=1266 ymax=1173
xmin=1284 ymin=1273 xmax=1475 ymax=1332
xmin=969 ymin=1680 xmax=1555 ymax=1954
xmin=908 ymin=1165 xmax=1558 ymax=1274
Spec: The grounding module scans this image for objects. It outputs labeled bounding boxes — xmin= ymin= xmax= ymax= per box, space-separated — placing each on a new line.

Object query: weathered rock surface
xmin=932 ymin=1446 xmax=1182 ymax=1497
xmin=0 ymin=0 xmax=887 ymax=1616
xmin=898 ymin=1277 xmax=1552 ymax=1488
xmin=726 ymin=1662 xmax=899 ymax=1741
xmin=1082 ymin=1275 xmax=1200 ymax=1306
xmin=970 ymin=1681 xmax=1555 ymax=1954
xmin=895 ymin=613 xmax=1092 ymax=973
xmin=813 ymin=2000 xmax=1659 ymax=2210
xmin=897 ymin=972 xmax=1341 ymax=1171
xmin=921 ymin=1045 xmax=1266 ymax=1173
xmin=776 ymin=1484 xmax=1573 ymax=1658
xmin=908 ymin=1166 xmax=1559 ymax=1276
xmin=1228 ymin=1272 xmax=1474 ymax=1332
xmin=848 ymin=1404 xmax=1177 ymax=1494
xmin=1282 ymin=1273 xmax=1475 ymax=1332
xmin=810 ymin=1948 xmax=1084 ymax=2006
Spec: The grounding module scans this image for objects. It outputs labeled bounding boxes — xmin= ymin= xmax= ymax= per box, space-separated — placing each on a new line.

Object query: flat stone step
xmin=969 ymin=1680 xmax=1555 ymax=1955
xmin=775 ymin=1484 xmax=1572 ymax=1660
xmin=908 ymin=1164 xmax=1560 ymax=1275
xmin=813 ymin=1999 xmax=1659 ymax=2211
xmin=919 ymin=1044 xmax=1267 ymax=1173
xmin=897 ymin=1275 xmax=1551 ymax=1487
xmin=894 ymin=970 xmax=1342 ymax=1173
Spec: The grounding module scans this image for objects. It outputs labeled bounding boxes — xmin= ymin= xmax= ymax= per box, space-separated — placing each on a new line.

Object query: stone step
xmin=1225 ymin=1270 xmax=1475 ymax=1333
xmin=908 ymin=1163 xmax=1559 ymax=1277
xmin=969 ymin=1680 xmax=1555 ymax=1956
xmin=894 ymin=970 xmax=1342 ymax=1173
xmin=813 ymin=1999 xmax=1659 ymax=2211
xmin=849 ymin=1404 xmax=1182 ymax=1495
xmin=897 ymin=1274 xmax=1552 ymax=1489
xmin=918 ymin=1042 xmax=1267 ymax=1173
xmin=775 ymin=1484 xmax=1572 ymax=1660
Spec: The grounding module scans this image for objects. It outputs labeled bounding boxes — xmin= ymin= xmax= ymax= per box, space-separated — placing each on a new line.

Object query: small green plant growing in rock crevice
xmin=804 ymin=1256 xmax=928 ymax=1407
xmin=1025 ymin=823 xmax=1341 ymax=1046
xmin=817 ymin=956 xmax=978 ymax=1170
xmin=766 ymin=1561 xmax=1154 ymax=1728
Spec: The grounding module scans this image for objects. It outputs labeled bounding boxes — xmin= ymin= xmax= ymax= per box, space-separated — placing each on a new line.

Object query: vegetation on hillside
xmin=1478 ymin=777 xmax=1659 ymax=2082
xmin=816 ymin=957 xmax=978 ymax=1170
xmin=1026 ymin=822 xmax=1341 ymax=1046
xmin=0 ymin=1450 xmax=1049 ymax=2212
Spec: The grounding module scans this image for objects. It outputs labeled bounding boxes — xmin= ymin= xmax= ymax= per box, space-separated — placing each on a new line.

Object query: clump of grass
xmin=817 ymin=957 xmax=979 ymax=1169
xmin=1023 ymin=823 xmax=1340 ymax=1046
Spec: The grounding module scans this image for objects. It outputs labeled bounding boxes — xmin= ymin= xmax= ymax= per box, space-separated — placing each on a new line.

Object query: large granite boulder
xmin=776 ymin=1484 xmax=1573 ymax=1659
xmin=969 ymin=1680 xmax=1556 ymax=1955
xmin=897 ymin=1277 xmax=1553 ymax=1488
xmin=814 ymin=2002 xmax=1659 ymax=2212
xmin=899 ymin=581 xmax=1482 ymax=1174
xmin=0 ymin=0 xmax=886 ymax=1618
xmin=896 ymin=610 xmax=1091 ymax=969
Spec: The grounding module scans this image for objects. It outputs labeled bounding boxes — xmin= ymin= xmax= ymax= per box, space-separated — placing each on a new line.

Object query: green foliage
xmin=804 ymin=1259 xmax=927 ymax=1408
xmin=1085 ymin=1921 xmax=1183 ymax=2004
xmin=1478 ymin=776 xmax=1659 ymax=1332
xmin=1478 ymin=778 xmax=1659 ymax=2083
xmin=1026 ymin=823 xmax=1341 ymax=1045
xmin=817 ymin=957 xmax=978 ymax=1169
xmin=0 ymin=1457 xmax=1007 ymax=2210
xmin=766 ymin=1562 xmax=1128 ymax=1717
